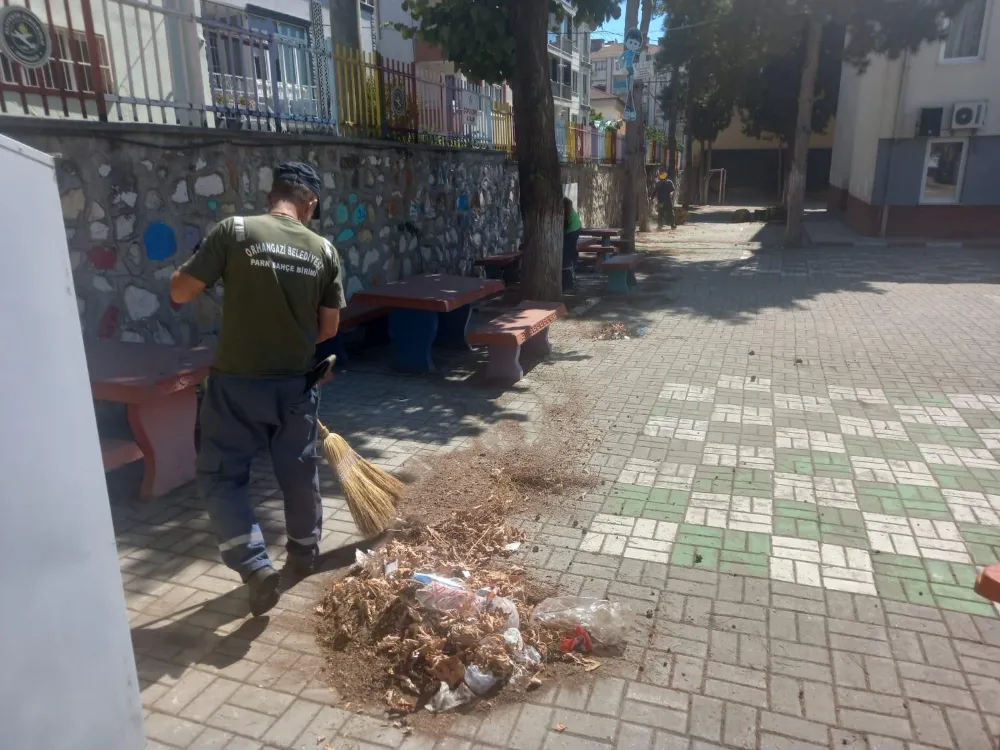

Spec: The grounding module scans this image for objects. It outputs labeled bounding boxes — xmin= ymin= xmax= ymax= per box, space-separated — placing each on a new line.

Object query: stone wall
xmin=1 ymin=119 xmax=521 ymax=346
xmin=0 ymin=119 xmax=622 ymax=347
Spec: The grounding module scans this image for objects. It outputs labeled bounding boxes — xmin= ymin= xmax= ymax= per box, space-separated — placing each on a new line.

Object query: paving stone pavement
xmin=120 ymin=226 xmax=1000 ymax=750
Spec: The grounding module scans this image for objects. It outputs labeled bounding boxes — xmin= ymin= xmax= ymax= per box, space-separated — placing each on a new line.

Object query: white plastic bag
xmin=475 ymin=588 xmax=520 ymax=630
xmin=426 ymin=681 xmax=474 ymax=712
xmin=414 ymin=582 xmax=476 ymax=612
xmin=529 ymin=597 xmax=625 ymax=646
xmin=464 ymin=665 xmax=498 ymax=696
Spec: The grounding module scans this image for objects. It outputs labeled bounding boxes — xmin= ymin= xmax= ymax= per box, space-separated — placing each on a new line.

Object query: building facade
xmin=547 ymin=4 xmax=592 ymax=123
xmin=590 ymin=40 xmax=666 ymax=129
xmin=829 ymin=0 xmax=999 ymax=238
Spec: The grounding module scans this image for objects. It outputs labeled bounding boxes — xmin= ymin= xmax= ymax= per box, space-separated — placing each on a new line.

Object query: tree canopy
xmin=397 ymin=0 xmax=621 ymax=84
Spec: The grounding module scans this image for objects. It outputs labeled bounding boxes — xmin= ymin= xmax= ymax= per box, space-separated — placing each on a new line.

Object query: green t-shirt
xmin=180 ymin=214 xmax=346 ymax=378
xmin=565 ymin=208 xmax=582 ymax=234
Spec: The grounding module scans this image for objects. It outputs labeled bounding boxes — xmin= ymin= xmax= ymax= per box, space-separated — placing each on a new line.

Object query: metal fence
xmin=0 ymin=0 xmax=664 ymax=166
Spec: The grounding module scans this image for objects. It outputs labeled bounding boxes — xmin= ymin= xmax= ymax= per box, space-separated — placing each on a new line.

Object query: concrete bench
xmin=100 ymin=438 xmax=144 ymax=472
xmin=599 ymin=254 xmax=643 ymax=293
xmin=86 ymin=340 xmax=213 ymax=499
xmin=467 ymin=301 xmax=566 ymax=381
xmin=474 ymin=252 xmax=523 ymax=282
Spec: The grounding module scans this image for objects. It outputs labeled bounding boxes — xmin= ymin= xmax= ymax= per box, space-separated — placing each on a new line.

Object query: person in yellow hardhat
xmin=655 ymin=173 xmax=676 ymax=230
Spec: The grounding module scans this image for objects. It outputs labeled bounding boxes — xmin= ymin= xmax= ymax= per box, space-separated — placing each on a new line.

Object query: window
xmin=594 ymin=59 xmax=607 ymax=72
xmin=1 ymin=27 xmax=110 ymax=96
xmin=921 ymin=138 xmax=968 ymax=204
xmin=943 ymin=0 xmax=988 ymax=60
xmin=572 ymin=70 xmax=579 ymax=95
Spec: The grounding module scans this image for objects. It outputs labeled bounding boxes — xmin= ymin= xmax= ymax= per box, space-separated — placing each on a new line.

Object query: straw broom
xmin=317 ymin=420 xmax=403 ymax=537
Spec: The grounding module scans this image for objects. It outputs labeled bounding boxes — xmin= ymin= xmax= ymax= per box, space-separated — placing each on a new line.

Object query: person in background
xmin=563 ymin=197 xmax=583 ymax=291
xmin=655 ymin=173 xmax=676 ymax=230
xmin=169 ymin=162 xmax=346 ymax=617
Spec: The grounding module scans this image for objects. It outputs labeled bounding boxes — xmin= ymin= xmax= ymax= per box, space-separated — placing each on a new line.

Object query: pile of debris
xmin=592 ymin=321 xmax=631 ymax=341
xmin=316 ymin=439 xmax=623 ymax=715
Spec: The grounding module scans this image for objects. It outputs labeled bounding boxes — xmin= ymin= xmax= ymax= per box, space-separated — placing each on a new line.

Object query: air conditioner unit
xmin=952 ymin=101 xmax=988 ymax=129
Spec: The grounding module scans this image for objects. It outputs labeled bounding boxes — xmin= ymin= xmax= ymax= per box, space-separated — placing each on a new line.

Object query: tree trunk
xmin=785 ymin=15 xmax=823 ymax=248
xmin=511 ymin=0 xmax=563 ymax=299
xmin=682 ymin=88 xmax=694 ymax=209
xmin=620 ymin=0 xmax=641 ymax=242
xmin=634 ymin=0 xmax=655 ymax=234
xmin=667 ymin=74 xmax=678 ymax=179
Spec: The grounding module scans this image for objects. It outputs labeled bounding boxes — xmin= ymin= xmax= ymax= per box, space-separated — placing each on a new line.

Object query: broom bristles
xmin=318 ymin=422 xmax=402 ymax=537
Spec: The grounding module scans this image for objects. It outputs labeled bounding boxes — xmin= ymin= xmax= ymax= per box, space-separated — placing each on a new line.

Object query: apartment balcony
xmin=551 ymin=80 xmax=572 ymax=101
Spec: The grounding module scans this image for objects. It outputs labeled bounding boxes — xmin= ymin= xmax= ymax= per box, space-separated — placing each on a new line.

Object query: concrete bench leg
xmin=389 ymin=308 xmax=438 ymax=372
xmin=436 ymin=303 xmax=472 ymax=350
xmin=127 ymin=387 xmax=199 ymax=499
xmin=521 ymin=327 xmax=552 ymax=359
xmin=485 ymin=343 xmax=524 ymax=381
xmin=627 ymin=269 xmax=638 ymax=287
xmin=606 ymin=268 xmax=631 ymax=294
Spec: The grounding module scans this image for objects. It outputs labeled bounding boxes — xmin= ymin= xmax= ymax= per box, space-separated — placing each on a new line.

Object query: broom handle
xmin=317 ymin=419 xmax=331 ymax=440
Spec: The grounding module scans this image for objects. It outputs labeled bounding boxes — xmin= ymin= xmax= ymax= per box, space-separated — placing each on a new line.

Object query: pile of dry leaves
xmin=316 ymin=436 xmax=606 ymax=714
xmin=592 ymin=321 xmax=631 ymax=340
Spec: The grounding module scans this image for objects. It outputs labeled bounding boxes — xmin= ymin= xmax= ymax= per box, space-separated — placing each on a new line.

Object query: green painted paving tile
xmin=901 ymin=578 xmax=934 ymax=605
xmin=936 ymin=597 xmax=997 ymax=617
xmin=788 ymin=521 xmax=821 ymax=541
xmin=775 ymin=501 xmax=818 ymax=520
xmin=611 ymin=484 xmax=652 ymax=500
xmin=875 ymin=563 xmax=929 ymax=582
xmin=818 ymin=507 xmax=865 ymax=528
xmin=720 ymin=550 xmax=769 ymax=567
xmin=858 ymin=496 xmax=906 ymax=515
xmin=723 ymin=530 xmax=747 ymax=551
xmin=747 ymin=532 xmax=771 ymax=555
xmin=648 ymin=488 xmax=690 ymax=505
xmin=874 ymin=575 xmax=907 ymax=601
xmin=925 ymin=560 xmax=956 ymax=585
xmin=966 ymin=542 xmax=1000 ymax=566
xmin=855 ymin=483 xmax=904 ymax=498
xmin=671 ymin=543 xmax=719 ymax=568
xmin=961 ymin=524 xmax=1000 ymax=544
xmin=680 ymin=523 xmax=724 ymax=539
xmin=874 ymin=553 xmax=925 ymax=569
xmin=676 ymin=532 xmax=723 ymax=550
xmin=931 ymin=582 xmax=983 ymax=603
xmin=621 ymin=499 xmax=647 ymax=516
xmin=601 ymin=498 xmax=627 ymax=514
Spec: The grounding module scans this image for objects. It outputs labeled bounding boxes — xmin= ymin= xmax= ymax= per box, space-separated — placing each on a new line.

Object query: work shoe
xmin=247 ymin=565 xmax=280 ymax=617
xmin=283 ymin=554 xmax=318 ymax=579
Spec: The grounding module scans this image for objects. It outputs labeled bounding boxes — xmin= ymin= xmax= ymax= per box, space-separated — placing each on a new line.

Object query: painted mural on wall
xmin=42 ymin=132 xmax=521 ymax=346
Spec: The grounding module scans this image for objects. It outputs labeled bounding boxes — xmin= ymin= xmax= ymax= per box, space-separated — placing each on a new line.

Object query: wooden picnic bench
xmin=351 ymin=274 xmax=505 ymax=372
xmin=86 ymin=340 xmax=213 ymax=499
xmin=474 ymin=251 xmax=523 ymax=282
xmin=468 ymin=301 xmax=566 ymax=381
xmin=599 ymin=254 xmax=643 ymax=294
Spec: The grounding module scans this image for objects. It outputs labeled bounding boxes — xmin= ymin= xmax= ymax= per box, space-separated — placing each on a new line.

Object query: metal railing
xmin=0 ymin=0 xmax=649 ymax=167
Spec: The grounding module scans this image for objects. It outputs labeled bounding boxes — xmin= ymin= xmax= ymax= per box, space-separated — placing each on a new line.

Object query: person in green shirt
xmin=563 ymin=197 xmax=583 ymax=291
xmin=169 ymin=162 xmax=346 ymax=616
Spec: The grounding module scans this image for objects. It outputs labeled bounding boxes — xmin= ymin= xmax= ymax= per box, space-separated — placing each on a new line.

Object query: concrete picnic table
xmin=579 ymin=228 xmax=622 ymax=248
xmin=350 ymin=274 xmax=504 ymax=371
xmin=85 ymin=339 xmax=213 ymax=499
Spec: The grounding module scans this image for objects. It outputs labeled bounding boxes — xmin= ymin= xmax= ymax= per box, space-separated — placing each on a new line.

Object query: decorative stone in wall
xmin=143 ymin=222 xmax=177 ymax=261
xmin=25 ymin=126 xmax=544 ymax=344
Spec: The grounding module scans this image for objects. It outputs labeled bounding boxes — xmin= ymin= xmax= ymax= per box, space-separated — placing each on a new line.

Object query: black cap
xmin=274 ymin=161 xmax=322 ymax=221
xmin=274 ymin=162 xmax=321 ymax=198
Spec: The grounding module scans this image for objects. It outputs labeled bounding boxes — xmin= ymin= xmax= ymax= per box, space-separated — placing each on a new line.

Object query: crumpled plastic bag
xmin=529 ymin=597 xmax=625 ymax=647
xmin=425 ymin=681 xmax=474 ymax=712
xmin=354 ymin=548 xmax=385 ymax=577
xmin=475 ymin=588 xmax=520 ymax=630
xmin=413 ymin=572 xmax=476 ymax=612
xmin=464 ymin=665 xmax=498 ymax=696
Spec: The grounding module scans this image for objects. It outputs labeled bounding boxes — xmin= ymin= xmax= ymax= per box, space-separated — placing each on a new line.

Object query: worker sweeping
xmin=170 ymin=162 xmax=345 ymax=617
